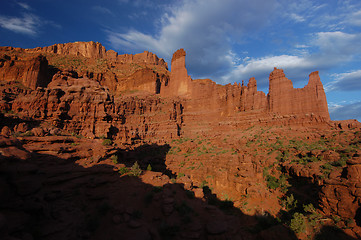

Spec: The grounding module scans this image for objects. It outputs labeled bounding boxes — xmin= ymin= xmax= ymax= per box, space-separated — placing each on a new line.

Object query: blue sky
xmin=1 ymin=0 xmax=361 ymax=121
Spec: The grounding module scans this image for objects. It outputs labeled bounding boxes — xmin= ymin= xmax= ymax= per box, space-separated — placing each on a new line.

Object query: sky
xmin=0 ymin=0 xmax=361 ymax=121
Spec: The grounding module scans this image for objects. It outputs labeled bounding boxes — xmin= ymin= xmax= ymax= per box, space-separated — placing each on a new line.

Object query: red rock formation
xmin=0 ymin=53 xmax=50 ymax=90
xmin=161 ymin=49 xmax=329 ymax=128
xmin=22 ymin=55 xmax=50 ymax=89
xmin=30 ymin=41 xmax=168 ymax=69
xmin=268 ymin=68 xmax=330 ymax=120
xmin=117 ymin=68 xmax=168 ymax=94
xmin=161 ymin=49 xmax=191 ymax=96
xmin=32 ymin=41 xmax=107 ymax=59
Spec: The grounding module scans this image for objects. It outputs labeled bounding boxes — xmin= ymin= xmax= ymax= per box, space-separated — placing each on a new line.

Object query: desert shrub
xmin=111 ymin=155 xmax=118 ymax=164
xmin=320 ymin=162 xmax=333 ymax=177
xmin=130 ymin=161 xmax=142 ymax=176
xmin=266 ymin=175 xmax=280 ymax=190
xmin=147 ymin=164 xmax=152 ymax=171
xmin=200 ymin=180 xmax=208 ymax=189
xmin=331 ymin=153 xmax=348 ymax=167
xmin=285 ymin=194 xmax=298 ymax=211
xmin=177 ymin=172 xmax=185 ymax=178
xmin=303 ymin=203 xmax=316 ymax=213
xmin=102 ymin=139 xmax=112 ymax=146
xmin=332 ymin=215 xmax=341 ymax=223
xmin=118 ymin=167 xmax=129 ymax=175
xmin=289 ymin=212 xmax=306 ymax=233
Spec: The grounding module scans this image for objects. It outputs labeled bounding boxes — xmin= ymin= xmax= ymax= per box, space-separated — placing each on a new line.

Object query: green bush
xmin=177 ymin=172 xmax=185 ymax=178
xmin=289 ymin=212 xmax=306 ymax=233
xmin=147 ymin=164 xmax=152 ymax=171
xmin=102 ymin=139 xmax=113 ymax=146
xmin=119 ymin=167 xmax=129 ymax=175
xmin=111 ymin=155 xmax=118 ymax=164
xmin=200 ymin=180 xmax=208 ymax=189
xmin=285 ymin=194 xmax=298 ymax=211
xmin=130 ymin=161 xmax=142 ymax=177
xmin=266 ymin=175 xmax=280 ymax=190
xmin=303 ymin=203 xmax=316 ymax=213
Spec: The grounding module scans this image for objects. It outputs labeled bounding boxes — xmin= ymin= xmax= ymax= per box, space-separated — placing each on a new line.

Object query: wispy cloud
xmin=16 ymin=1 xmax=31 ymax=10
xmin=289 ymin=13 xmax=305 ymax=22
xmin=107 ymin=0 xmax=278 ymax=79
xmin=326 ymin=70 xmax=361 ymax=92
xmin=222 ymin=30 xmax=361 ymax=87
xmin=92 ymin=6 xmax=114 ymax=16
xmin=329 ymin=101 xmax=361 ymax=121
xmin=221 ymin=54 xmax=314 ymax=88
xmin=0 ymin=13 xmax=41 ymax=35
xmin=348 ymin=9 xmax=361 ymax=26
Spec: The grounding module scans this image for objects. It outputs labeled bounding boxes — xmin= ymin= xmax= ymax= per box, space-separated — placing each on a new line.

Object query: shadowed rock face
xmin=0 ymin=53 xmax=50 ymax=90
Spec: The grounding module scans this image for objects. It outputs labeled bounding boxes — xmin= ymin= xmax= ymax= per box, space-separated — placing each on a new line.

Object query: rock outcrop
xmin=30 ymin=41 xmax=168 ymax=69
xmin=161 ymin=49 xmax=330 ymax=126
xmin=32 ymin=41 xmax=107 ymax=59
xmin=0 ymin=53 xmax=50 ymax=90
xmin=162 ymin=48 xmax=192 ymax=96
xmin=268 ymin=68 xmax=330 ymax=120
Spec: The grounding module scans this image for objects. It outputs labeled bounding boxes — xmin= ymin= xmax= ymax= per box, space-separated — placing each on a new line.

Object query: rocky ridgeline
xmin=30 ymin=41 xmax=168 ymax=68
xmin=0 ymin=42 xmax=334 ymax=142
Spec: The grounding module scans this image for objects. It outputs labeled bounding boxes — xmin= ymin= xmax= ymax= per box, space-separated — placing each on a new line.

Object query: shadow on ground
xmin=0 ymin=136 xmax=357 ymax=240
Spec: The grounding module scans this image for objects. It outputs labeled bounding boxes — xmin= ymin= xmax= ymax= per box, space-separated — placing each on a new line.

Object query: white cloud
xmin=107 ymin=0 xmax=278 ymax=78
xmin=349 ymin=9 xmax=361 ymax=26
xmin=289 ymin=13 xmax=305 ymax=22
xmin=222 ymin=30 xmax=361 ymax=88
xmin=17 ymin=2 xmax=31 ymax=10
xmin=326 ymin=70 xmax=361 ymax=92
xmin=221 ymin=55 xmax=313 ymax=87
xmin=314 ymin=31 xmax=361 ymax=56
xmin=0 ymin=13 xmax=41 ymax=35
xmin=329 ymin=101 xmax=361 ymax=121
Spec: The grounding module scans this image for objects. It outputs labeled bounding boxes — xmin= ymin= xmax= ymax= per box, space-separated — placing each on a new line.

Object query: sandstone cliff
xmin=162 ymin=49 xmax=330 ymax=127
xmin=0 ymin=53 xmax=50 ymax=90
xmin=268 ymin=68 xmax=330 ymax=121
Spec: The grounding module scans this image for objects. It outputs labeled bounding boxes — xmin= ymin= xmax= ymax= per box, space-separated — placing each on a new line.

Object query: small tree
xmin=130 ymin=161 xmax=142 ymax=176
xmin=147 ymin=164 xmax=152 ymax=171
xmin=102 ymin=139 xmax=113 ymax=146
xmin=111 ymin=155 xmax=118 ymax=164
xmin=289 ymin=212 xmax=306 ymax=233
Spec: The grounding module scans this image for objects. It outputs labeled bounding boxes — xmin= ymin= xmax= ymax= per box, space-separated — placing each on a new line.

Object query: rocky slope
xmin=1 ymin=41 xmax=361 ymax=240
